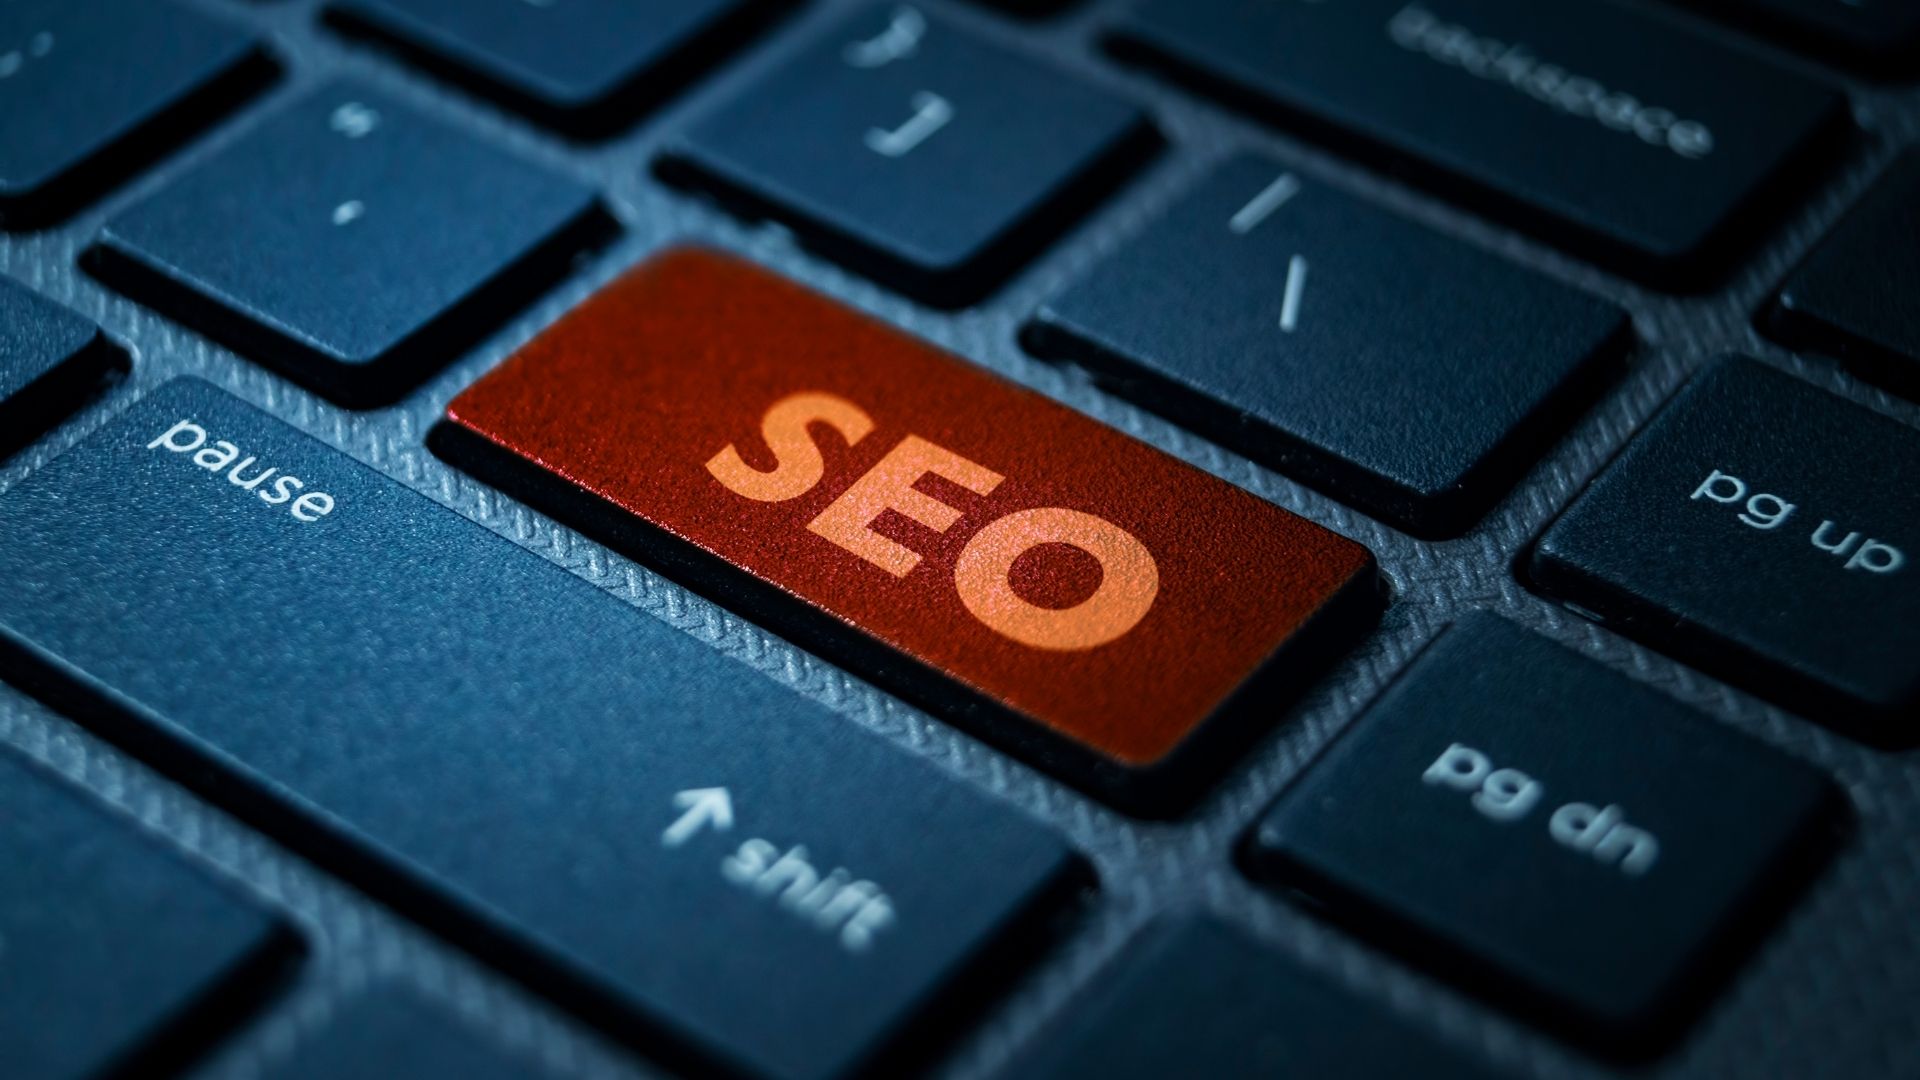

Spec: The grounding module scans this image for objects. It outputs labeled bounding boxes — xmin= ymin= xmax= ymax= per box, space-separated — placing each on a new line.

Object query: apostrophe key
xmin=264 ymin=986 xmax=546 ymax=1080
xmin=1027 ymin=156 xmax=1628 ymax=537
xmin=436 ymin=248 xmax=1379 ymax=815
xmin=1248 ymin=614 xmax=1837 ymax=1054
xmin=658 ymin=6 xmax=1156 ymax=307
xmin=0 ymin=380 xmax=1079 ymax=1080
xmin=0 ymin=277 xmax=126 ymax=460
xmin=0 ymin=0 xmax=275 ymax=229
xmin=86 ymin=84 xmax=615 ymax=408
xmin=326 ymin=0 xmax=785 ymax=138
xmin=0 ymin=751 xmax=299 ymax=1079
xmin=1005 ymin=919 xmax=1500 ymax=1080
xmin=1531 ymin=358 xmax=1920 ymax=741
xmin=1110 ymin=0 xmax=1845 ymax=287
xmin=1769 ymin=153 xmax=1920 ymax=401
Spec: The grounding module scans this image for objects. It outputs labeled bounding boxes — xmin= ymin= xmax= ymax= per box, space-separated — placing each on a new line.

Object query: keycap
xmin=1006 ymin=918 xmax=1499 ymax=1080
xmin=1026 ymin=156 xmax=1628 ymax=537
xmin=1248 ymin=614 xmax=1837 ymax=1052
xmin=0 ymin=750 xmax=298 ymax=1078
xmin=437 ymin=249 xmax=1379 ymax=815
xmin=658 ymin=5 xmax=1156 ymax=307
xmin=0 ymin=0 xmax=275 ymax=230
xmin=1678 ymin=0 xmax=1920 ymax=74
xmin=1530 ymin=358 xmax=1920 ymax=740
xmin=1110 ymin=0 xmax=1846 ymax=286
xmin=325 ymin=0 xmax=783 ymax=138
xmin=266 ymin=986 xmax=545 ymax=1080
xmin=86 ymin=84 xmax=615 ymax=409
xmin=0 ymin=276 xmax=125 ymax=459
xmin=1769 ymin=153 xmax=1920 ymax=400
xmin=0 ymin=379 xmax=1080 ymax=1080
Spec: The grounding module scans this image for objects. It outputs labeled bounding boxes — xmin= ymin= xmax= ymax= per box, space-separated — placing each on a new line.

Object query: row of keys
xmin=5 ymin=270 xmax=1902 ymax=1075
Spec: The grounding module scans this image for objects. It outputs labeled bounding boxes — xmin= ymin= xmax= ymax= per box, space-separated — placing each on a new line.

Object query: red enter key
xmin=439 ymin=249 xmax=1377 ymax=813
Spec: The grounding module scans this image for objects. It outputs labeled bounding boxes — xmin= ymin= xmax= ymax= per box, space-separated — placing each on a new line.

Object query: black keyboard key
xmin=0 ymin=379 xmax=1079 ymax=1080
xmin=1248 ymin=614 xmax=1837 ymax=1052
xmin=1 ymin=277 xmax=125 ymax=459
xmin=659 ymin=5 xmax=1155 ymax=307
xmin=1026 ymin=156 xmax=1627 ymax=537
xmin=0 ymin=750 xmax=298 ymax=1078
xmin=325 ymin=0 xmax=784 ymax=138
xmin=86 ymin=84 xmax=614 ymax=409
xmin=1679 ymin=0 xmax=1920 ymax=74
xmin=267 ymin=985 xmax=544 ymax=1080
xmin=1769 ymin=153 xmax=1920 ymax=400
xmin=1110 ymin=0 xmax=1846 ymax=286
xmin=1007 ymin=918 xmax=1499 ymax=1080
xmin=1531 ymin=358 xmax=1920 ymax=739
xmin=0 ymin=0 xmax=275 ymax=230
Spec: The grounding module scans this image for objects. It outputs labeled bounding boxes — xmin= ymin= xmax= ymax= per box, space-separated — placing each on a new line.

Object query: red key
xmin=439 ymin=249 xmax=1377 ymax=813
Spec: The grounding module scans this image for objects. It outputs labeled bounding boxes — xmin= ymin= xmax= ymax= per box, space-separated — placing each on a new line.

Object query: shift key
xmin=0 ymin=379 xmax=1081 ymax=1080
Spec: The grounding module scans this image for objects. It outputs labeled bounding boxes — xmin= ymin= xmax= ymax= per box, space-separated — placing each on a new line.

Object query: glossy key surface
xmin=660 ymin=6 xmax=1155 ymax=307
xmin=0 ymin=750 xmax=297 ymax=1079
xmin=1531 ymin=358 xmax=1920 ymax=740
xmin=0 ymin=0 xmax=274 ymax=229
xmin=1006 ymin=918 xmax=1498 ymax=1080
xmin=0 ymin=379 xmax=1078 ymax=1080
xmin=0 ymin=277 xmax=124 ymax=459
xmin=326 ymin=0 xmax=782 ymax=137
xmin=1028 ymin=155 xmax=1627 ymax=536
xmin=1770 ymin=152 xmax=1920 ymax=400
xmin=88 ymin=83 xmax=614 ymax=408
xmin=1249 ymin=614 xmax=1837 ymax=1052
xmin=439 ymin=248 xmax=1378 ymax=814
xmin=1111 ymin=0 xmax=1845 ymax=285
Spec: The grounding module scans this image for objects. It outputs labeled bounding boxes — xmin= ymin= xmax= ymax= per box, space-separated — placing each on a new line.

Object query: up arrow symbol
xmin=662 ymin=787 xmax=734 ymax=848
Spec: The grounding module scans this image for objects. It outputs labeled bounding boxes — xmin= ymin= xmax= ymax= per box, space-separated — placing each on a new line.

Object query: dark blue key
xmin=86 ymin=84 xmax=614 ymax=408
xmin=1248 ymin=614 xmax=1838 ymax=1054
xmin=1 ymin=277 xmax=125 ymax=459
xmin=1678 ymin=0 xmax=1920 ymax=74
xmin=266 ymin=985 xmax=545 ymax=1079
xmin=325 ymin=0 xmax=785 ymax=138
xmin=659 ymin=5 xmax=1156 ymax=307
xmin=0 ymin=0 xmax=275 ymax=229
xmin=1026 ymin=156 xmax=1627 ymax=537
xmin=1530 ymin=358 xmax=1920 ymax=741
xmin=0 ymin=379 xmax=1079 ymax=1080
xmin=1006 ymin=918 xmax=1500 ymax=1080
xmin=0 ymin=750 xmax=298 ymax=1078
xmin=1110 ymin=0 xmax=1846 ymax=287
xmin=1769 ymin=153 xmax=1920 ymax=401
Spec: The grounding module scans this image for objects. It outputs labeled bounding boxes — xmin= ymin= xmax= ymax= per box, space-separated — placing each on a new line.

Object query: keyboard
xmin=1 ymin=0 xmax=1915 ymax=1077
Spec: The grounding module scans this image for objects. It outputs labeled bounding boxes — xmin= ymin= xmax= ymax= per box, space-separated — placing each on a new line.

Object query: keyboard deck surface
xmin=3 ymin=1 xmax=1918 ymax=1078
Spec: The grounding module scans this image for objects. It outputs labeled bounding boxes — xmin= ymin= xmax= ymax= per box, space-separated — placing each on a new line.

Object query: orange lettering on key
xmin=807 ymin=435 xmax=1003 ymax=577
xmin=954 ymin=507 xmax=1157 ymax=651
xmin=706 ymin=391 xmax=874 ymax=502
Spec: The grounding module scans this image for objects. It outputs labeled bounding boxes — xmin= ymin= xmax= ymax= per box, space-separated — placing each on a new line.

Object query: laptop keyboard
xmin=0 ymin=0 xmax=1916 ymax=1078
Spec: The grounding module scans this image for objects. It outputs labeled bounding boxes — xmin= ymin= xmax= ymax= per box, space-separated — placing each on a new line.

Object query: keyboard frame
xmin=2 ymin=0 xmax=1917 ymax=1077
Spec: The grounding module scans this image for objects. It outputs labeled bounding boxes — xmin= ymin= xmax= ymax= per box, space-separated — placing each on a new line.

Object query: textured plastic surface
xmin=1 ymin=0 xmax=1918 ymax=1078
xmin=1251 ymin=614 xmax=1838 ymax=1052
xmin=0 ymin=749 xmax=296 ymax=1078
